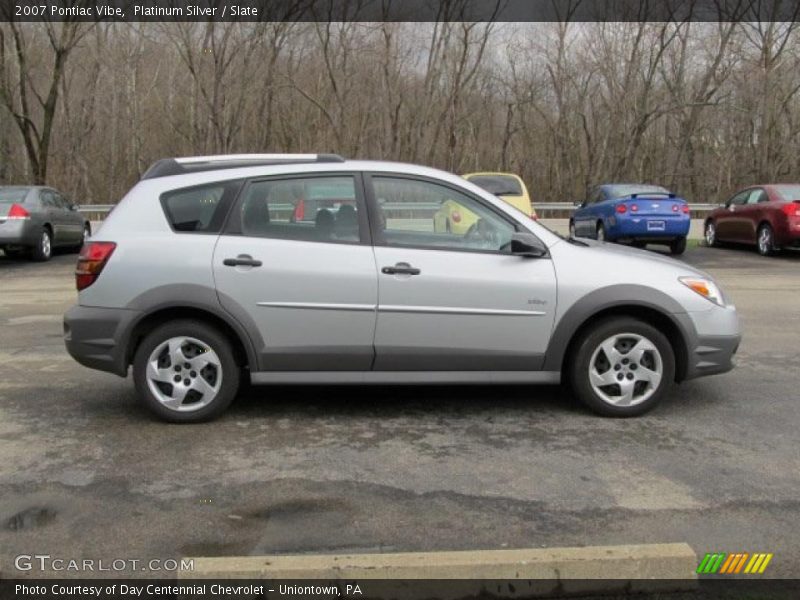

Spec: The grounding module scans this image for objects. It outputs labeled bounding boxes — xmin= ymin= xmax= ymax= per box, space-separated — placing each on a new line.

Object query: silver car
xmin=63 ymin=155 xmax=741 ymax=422
xmin=0 ymin=186 xmax=91 ymax=261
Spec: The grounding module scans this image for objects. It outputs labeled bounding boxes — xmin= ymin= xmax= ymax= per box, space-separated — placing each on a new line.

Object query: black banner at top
xmin=3 ymin=0 xmax=800 ymax=23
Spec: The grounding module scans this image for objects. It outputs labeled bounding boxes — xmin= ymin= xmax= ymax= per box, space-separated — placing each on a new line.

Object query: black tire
xmin=670 ymin=236 xmax=687 ymax=255
xmin=757 ymin=223 xmax=777 ymax=257
xmin=132 ymin=319 xmax=240 ymax=423
xmin=568 ymin=317 xmax=675 ymax=417
xmin=596 ymin=221 xmax=607 ymax=242
xmin=30 ymin=228 xmax=52 ymax=262
xmin=632 ymin=241 xmax=647 ymax=249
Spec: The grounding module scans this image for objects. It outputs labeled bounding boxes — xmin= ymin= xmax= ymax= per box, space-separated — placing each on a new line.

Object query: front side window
xmin=371 ymin=176 xmax=516 ymax=253
xmin=729 ymin=191 xmax=750 ymax=206
xmin=161 ymin=181 xmax=233 ymax=233
xmin=240 ymin=176 xmax=361 ymax=243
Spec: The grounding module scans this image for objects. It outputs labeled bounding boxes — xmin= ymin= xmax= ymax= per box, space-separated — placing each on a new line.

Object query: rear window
xmin=607 ymin=184 xmax=670 ymax=199
xmin=773 ymin=185 xmax=800 ymax=201
xmin=0 ymin=188 xmax=30 ymax=204
xmin=160 ymin=181 xmax=237 ymax=233
xmin=467 ymin=175 xmax=523 ymax=196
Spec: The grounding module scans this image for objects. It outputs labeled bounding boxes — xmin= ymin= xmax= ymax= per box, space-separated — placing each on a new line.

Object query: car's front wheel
xmin=704 ymin=221 xmax=718 ymax=247
xmin=132 ymin=320 xmax=240 ymax=423
xmin=569 ymin=317 xmax=675 ymax=417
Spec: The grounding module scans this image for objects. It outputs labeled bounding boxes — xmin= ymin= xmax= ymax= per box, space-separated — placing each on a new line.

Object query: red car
xmin=705 ymin=184 xmax=800 ymax=256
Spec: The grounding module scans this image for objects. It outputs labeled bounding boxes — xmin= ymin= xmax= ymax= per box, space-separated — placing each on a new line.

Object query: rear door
xmin=52 ymin=191 xmax=83 ymax=244
xmin=736 ymin=188 xmax=767 ymax=243
xmin=366 ymin=174 xmax=557 ymax=371
xmin=213 ymin=173 xmax=378 ymax=371
xmin=574 ymin=187 xmax=602 ymax=236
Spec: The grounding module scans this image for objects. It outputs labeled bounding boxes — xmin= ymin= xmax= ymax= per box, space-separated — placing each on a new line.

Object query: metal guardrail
xmin=79 ymin=202 xmax=720 ymax=218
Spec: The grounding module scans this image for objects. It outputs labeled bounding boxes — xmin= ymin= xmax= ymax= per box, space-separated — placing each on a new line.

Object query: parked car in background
xmin=705 ymin=184 xmax=800 ymax=256
xmin=570 ymin=184 xmax=691 ymax=255
xmin=434 ymin=171 xmax=536 ymax=236
xmin=0 ymin=186 xmax=90 ymax=261
xmin=462 ymin=172 xmax=537 ymax=219
xmin=64 ymin=154 xmax=740 ymax=423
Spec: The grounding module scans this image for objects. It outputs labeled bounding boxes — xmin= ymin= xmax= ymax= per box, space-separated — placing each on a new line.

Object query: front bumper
xmin=63 ymin=304 xmax=142 ymax=377
xmin=682 ymin=305 xmax=741 ymax=380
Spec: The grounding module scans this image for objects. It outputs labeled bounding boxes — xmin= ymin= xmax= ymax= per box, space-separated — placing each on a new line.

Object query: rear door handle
xmin=223 ymin=257 xmax=262 ymax=267
xmin=381 ymin=263 xmax=420 ymax=276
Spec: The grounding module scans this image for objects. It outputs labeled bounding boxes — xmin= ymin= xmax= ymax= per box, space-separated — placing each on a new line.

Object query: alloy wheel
xmin=588 ymin=333 xmax=663 ymax=407
xmin=41 ymin=231 xmax=51 ymax=258
xmin=145 ymin=336 xmax=222 ymax=412
xmin=758 ymin=226 xmax=773 ymax=256
xmin=705 ymin=222 xmax=716 ymax=246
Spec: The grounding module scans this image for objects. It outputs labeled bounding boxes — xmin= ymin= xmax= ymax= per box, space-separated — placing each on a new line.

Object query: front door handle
xmin=223 ymin=257 xmax=262 ymax=267
xmin=381 ymin=262 xmax=421 ymax=276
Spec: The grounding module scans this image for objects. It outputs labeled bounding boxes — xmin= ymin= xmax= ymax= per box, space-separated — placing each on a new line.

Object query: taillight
xmin=615 ymin=204 xmax=627 ymax=214
xmin=451 ymin=210 xmax=462 ymax=223
xmin=76 ymin=242 xmax=116 ymax=291
xmin=782 ymin=202 xmax=800 ymax=217
xmin=7 ymin=203 xmax=30 ymax=219
xmin=682 ymin=204 xmax=690 ymax=214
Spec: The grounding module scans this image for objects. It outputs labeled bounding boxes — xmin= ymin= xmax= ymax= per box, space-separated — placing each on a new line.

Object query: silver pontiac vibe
xmin=63 ymin=155 xmax=740 ymax=422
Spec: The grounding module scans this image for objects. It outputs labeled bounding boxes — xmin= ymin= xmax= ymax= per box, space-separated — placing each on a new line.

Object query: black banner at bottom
xmin=2 ymin=579 xmax=799 ymax=600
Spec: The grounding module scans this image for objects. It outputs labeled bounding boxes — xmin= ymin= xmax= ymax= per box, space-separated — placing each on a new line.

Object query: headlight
xmin=679 ymin=276 xmax=725 ymax=307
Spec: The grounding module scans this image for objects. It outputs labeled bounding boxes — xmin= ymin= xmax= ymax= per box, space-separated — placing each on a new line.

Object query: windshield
xmin=607 ymin=184 xmax=670 ymax=199
xmin=0 ymin=187 xmax=30 ymax=204
xmin=467 ymin=175 xmax=523 ymax=196
xmin=773 ymin=185 xmax=800 ymax=201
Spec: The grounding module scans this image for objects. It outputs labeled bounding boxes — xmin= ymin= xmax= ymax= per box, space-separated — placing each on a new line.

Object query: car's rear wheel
xmin=704 ymin=221 xmax=718 ymax=247
xmin=670 ymin=236 xmax=687 ymax=255
xmin=596 ymin=222 xmax=607 ymax=242
xmin=757 ymin=223 xmax=777 ymax=256
xmin=568 ymin=317 xmax=675 ymax=417
xmin=30 ymin=228 xmax=52 ymax=262
xmin=73 ymin=223 xmax=91 ymax=252
xmin=133 ymin=320 xmax=240 ymax=423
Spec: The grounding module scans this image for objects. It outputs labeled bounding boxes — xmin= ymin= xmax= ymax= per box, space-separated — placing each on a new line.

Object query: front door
xmin=366 ymin=174 xmax=557 ymax=371
xmin=213 ymin=173 xmax=378 ymax=371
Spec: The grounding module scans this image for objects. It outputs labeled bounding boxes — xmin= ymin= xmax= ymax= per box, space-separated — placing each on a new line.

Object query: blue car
xmin=570 ymin=184 xmax=691 ymax=254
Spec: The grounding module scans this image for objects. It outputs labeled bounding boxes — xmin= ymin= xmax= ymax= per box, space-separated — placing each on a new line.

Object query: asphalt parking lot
xmin=1 ymin=242 xmax=799 ymax=578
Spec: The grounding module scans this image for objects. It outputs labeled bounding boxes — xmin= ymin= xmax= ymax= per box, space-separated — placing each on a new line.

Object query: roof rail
xmin=141 ymin=153 xmax=346 ymax=179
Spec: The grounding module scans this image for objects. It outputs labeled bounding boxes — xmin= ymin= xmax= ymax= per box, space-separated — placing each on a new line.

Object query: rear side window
xmin=161 ymin=181 xmax=237 ymax=233
xmin=239 ymin=176 xmax=362 ymax=244
xmin=467 ymin=175 xmax=523 ymax=196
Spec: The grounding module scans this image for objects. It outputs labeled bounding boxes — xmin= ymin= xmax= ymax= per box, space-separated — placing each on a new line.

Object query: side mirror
xmin=69 ymin=204 xmax=79 ymax=211
xmin=510 ymin=232 xmax=548 ymax=258
xmin=574 ymin=200 xmax=585 ymax=208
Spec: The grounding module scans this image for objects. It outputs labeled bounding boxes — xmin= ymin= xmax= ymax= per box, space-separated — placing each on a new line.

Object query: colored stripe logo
xmin=697 ymin=552 xmax=773 ymax=574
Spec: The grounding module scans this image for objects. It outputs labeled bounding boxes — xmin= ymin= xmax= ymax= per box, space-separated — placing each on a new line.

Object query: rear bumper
xmin=63 ymin=304 xmax=141 ymax=377
xmin=609 ymin=216 xmax=690 ymax=240
xmin=0 ymin=219 xmax=38 ymax=246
